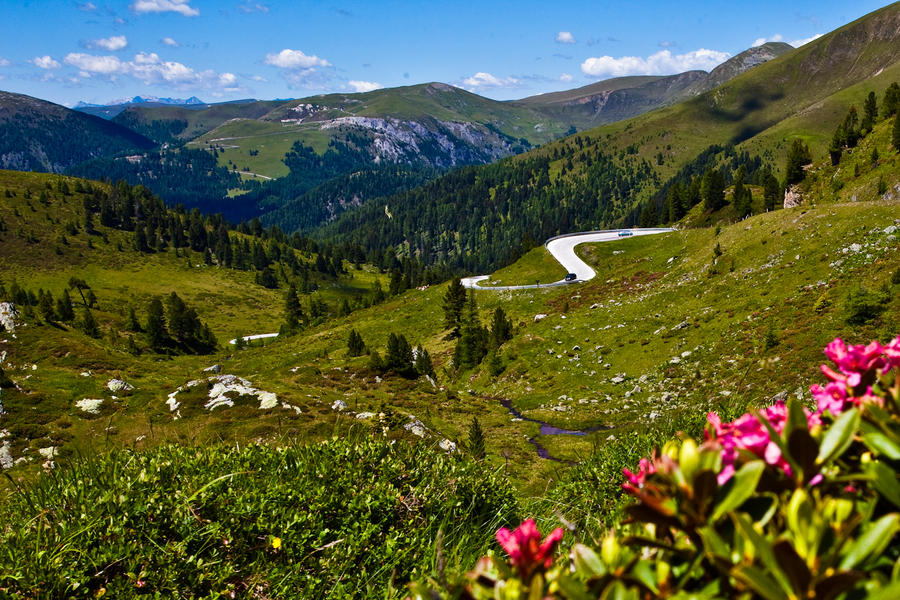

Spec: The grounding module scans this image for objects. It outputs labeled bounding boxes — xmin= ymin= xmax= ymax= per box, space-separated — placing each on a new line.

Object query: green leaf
xmin=866 ymin=461 xmax=900 ymax=509
xmin=839 ymin=513 xmax=900 ymax=570
xmin=572 ymin=543 xmax=605 ymax=578
xmin=732 ymin=513 xmax=793 ymax=596
xmin=712 ymin=461 xmax=764 ymax=521
xmin=732 ymin=565 xmax=790 ymax=600
xmin=787 ymin=396 xmax=808 ymax=436
xmin=861 ymin=430 xmax=900 ymax=460
xmin=817 ymin=408 xmax=860 ymax=466
xmin=556 ymin=574 xmax=593 ymax=600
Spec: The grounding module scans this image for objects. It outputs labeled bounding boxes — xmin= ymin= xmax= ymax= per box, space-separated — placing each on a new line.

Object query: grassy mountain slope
xmin=515 ymin=43 xmax=793 ymax=127
xmin=0 ymin=90 xmax=156 ymax=173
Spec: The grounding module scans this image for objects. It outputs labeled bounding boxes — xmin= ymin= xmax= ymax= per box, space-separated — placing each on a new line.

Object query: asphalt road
xmin=461 ymin=228 xmax=674 ymax=290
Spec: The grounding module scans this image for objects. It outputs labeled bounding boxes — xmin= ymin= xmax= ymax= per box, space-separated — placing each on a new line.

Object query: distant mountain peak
xmin=75 ymin=95 xmax=206 ymax=108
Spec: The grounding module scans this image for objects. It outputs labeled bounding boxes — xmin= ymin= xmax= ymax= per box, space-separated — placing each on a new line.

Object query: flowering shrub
xmin=414 ymin=336 xmax=900 ymax=599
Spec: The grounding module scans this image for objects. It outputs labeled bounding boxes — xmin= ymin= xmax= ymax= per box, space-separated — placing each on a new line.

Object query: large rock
xmin=107 ymin=379 xmax=134 ymax=395
xmin=0 ymin=303 xmax=19 ymax=332
xmin=783 ymin=185 xmax=802 ymax=209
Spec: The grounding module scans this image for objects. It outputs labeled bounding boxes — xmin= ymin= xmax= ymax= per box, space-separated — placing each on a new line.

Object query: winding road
xmin=461 ymin=228 xmax=674 ymax=290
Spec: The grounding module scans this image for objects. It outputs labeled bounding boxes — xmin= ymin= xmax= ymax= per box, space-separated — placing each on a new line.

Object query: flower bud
xmin=601 ymin=531 xmax=620 ymax=566
xmin=679 ymin=438 xmax=700 ymax=481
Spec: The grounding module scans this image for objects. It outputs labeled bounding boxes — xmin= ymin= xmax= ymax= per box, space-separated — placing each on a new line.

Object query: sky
xmin=0 ymin=0 xmax=892 ymax=106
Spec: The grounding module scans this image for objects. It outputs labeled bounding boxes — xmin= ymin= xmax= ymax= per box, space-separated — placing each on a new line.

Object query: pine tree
xmin=283 ymin=283 xmax=303 ymax=332
xmin=86 ymin=289 xmax=97 ymax=308
xmin=38 ymin=290 xmax=57 ymax=322
xmin=490 ymin=306 xmax=513 ymax=348
xmin=884 ymin=83 xmax=900 ymax=117
xmin=145 ymin=297 xmax=168 ymax=350
xmin=414 ymin=346 xmax=435 ymax=379
xmin=763 ymin=171 xmax=781 ymax=211
xmin=732 ymin=166 xmax=751 ymax=218
xmin=862 ymin=91 xmax=878 ymax=133
xmin=701 ymin=169 xmax=725 ymax=212
xmin=80 ymin=307 xmax=100 ymax=338
xmin=442 ymin=278 xmax=467 ymax=337
xmin=385 ymin=333 xmax=415 ymax=378
xmin=467 ymin=417 xmax=486 ymax=460
xmin=368 ymin=349 xmax=385 ymax=372
xmin=56 ymin=289 xmax=75 ymax=322
xmin=829 ymin=123 xmax=846 ymax=166
xmin=126 ymin=306 xmax=141 ymax=332
xmin=454 ymin=291 xmax=489 ymax=369
xmin=347 ymin=329 xmax=366 ymax=357
xmin=784 ymin=139 xmax=812 ymax=186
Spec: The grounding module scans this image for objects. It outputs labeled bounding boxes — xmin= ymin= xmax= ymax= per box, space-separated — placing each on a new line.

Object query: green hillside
xmin=0 ymin=90 xmax=156 ymax=173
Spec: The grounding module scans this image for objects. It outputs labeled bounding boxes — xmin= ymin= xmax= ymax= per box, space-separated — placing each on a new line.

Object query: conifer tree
xmin=454 ymin=291 xmax=489 ymax=369
xmin=80 ymin=307 xmax=100 ymax=338
xmin=283 ymin=283 xmax=303 ymax=332
xmin=126 ymin=306 xmax=141 ymax=332
xmin=56 ymin=289 xmax=75 ymax=322
xmin=701 ymin=169 xmax=726 ymax=212
xmin=883 ymin=82 xmax=900 ymax=117
xmin=467 ymin=417 xmax=486 ymax=460
xmin=145 ymin=297 xmax=168 ymax=350
xmin=385 ymin=333 xmax=415 ymax=378
xmin=38 ymin=290 xmax=57 ymax=322
xmin=368 ymin=349 xmax=385 ymax=372
xmin=763 ymin=171 xmax=781 ymax=211
xmin=862 ymin=91 xmax=878 ymax=133
xmin=784 ymin=139 xmax=812 ymax=186
xmin=86 ymin=289 xmax=97 ymax=308
xmin=490 ymin=306 xmax=513 ymax=348
xmin=732 ymin=166 xmax=751 ymax=218
xmin=347 ymin=329 xmax=366 ymax=357
xmin=414 ymin=346 xmax=435 ymax=379
xmin=442 ymin=278 xmax=467 ymax=337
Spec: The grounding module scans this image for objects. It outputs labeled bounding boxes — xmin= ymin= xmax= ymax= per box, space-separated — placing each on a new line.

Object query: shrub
xmin=420 ymin=336 xmax=900 ymax=599
xmin=844 ymin=286 xmax=890 ymax=324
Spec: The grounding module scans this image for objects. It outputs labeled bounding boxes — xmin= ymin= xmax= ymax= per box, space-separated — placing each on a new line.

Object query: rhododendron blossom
xmin=495 ymin=519 xmax=564 ymax=579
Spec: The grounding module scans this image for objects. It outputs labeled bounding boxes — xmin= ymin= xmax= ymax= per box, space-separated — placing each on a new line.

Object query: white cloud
xmin=348 ymin=80 xmax=383 ymax=93
xmin=238 ymin=1 xmax=269 ymax=13
xmin=556 ymin=31 xmax=576 ymax=44
xmin=790 ymin=33 xmax=823 ymax=47
xmin=559 ymin=73 xmax=573 ymax=83
xmin=79 ymin=2 xmax=97 ymax=10
xmin=161 ymin=37 xmax=179 ymax=47
xmin=264 ymin=48 xmax=330 ymax=69
xmin=461 ymin=71 xmax=521 ymax=89
xmin=63 ymin=51 xmax=244 ymax=92
xmin=90 ymin=35 xmax=128 ymax=51
xmin=131 ymin=0 xmax=199 ymax=17
xmin=581 ymin=48 xmax=730 ymax=78
xmin=0 ymin=57 xmax=11 ymax=68
xmin=251 ymin=74 xmax=268 ymax=82
xmin=752 ymin=34 xmax=784 ymax=47
xmin=31 ymin=55 xmax=62 ymax=69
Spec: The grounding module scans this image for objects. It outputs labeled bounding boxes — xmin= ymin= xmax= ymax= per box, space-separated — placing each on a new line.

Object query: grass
xmin=477 ymin=246 xmax=567 ymax=287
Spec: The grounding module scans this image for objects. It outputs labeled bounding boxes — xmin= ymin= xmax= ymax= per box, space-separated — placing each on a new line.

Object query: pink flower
xmin=811 ymin=382 xmax=851 ymax=415
xmin=885 ymin=336 xmax=900 ymax=371
xmin=623 ymin=457 xmax=656 ymax=488
xmin=822 ymin=338 xmax=887 ymax=388
xmin=496 ymin=519 xmax=564 ymax=579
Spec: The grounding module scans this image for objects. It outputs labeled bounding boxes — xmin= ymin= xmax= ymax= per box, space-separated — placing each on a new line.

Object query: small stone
xmin=533 ymin=313 xmax=548 ymax=322
xmin=203 ymin=364 xmax=222 ymax=374
xmin=331 ymin=399 xmax=348 ymax=411
xmin=106 ymin=379 xmax=134 ymax=395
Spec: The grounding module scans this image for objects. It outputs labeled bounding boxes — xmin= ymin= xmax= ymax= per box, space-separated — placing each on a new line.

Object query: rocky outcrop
xmin=0 ymin=303 xmax=20 ymax=332
xmin=783 ymin=185 xmax=803 ymax=209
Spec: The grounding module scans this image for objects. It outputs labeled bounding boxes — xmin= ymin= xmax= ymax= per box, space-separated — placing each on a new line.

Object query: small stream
xmin=501 ymin=399 xmax=608 ymax=464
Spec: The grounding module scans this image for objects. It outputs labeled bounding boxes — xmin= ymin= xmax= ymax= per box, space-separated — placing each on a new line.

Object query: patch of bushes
xmin=844 ymin=285 xmax=890 ymax=325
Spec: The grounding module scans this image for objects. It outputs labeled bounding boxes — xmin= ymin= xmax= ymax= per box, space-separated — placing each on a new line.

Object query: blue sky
xmin=0 ymin=0 xmax=891 ymax=106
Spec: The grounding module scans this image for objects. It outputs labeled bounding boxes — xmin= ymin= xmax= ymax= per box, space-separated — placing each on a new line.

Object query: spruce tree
xmin=763 ymin=171 xmax=781 ymax=211
xmin=701 ymin=169 xmax=726 ymax=212
xmin=283 ymin=283 xmax=303 ymax=332
xmin=347 ymin=329 xmax=366 ymax=357
xmin=442 ymin=278 xmax=467 ymax=337
xmin=732 ymin=166 xmax=751 ymax=218
xmin=385 ymin=333 xmax=415 ymax=378
xmin=56 ymin=289 xmax=75 ymax=322
xmin=784 ymin=139 xmax=812 ymax=186
xmin=884 ymin=82 xmax=900 ymax=117
xmin=145 ymin=297 xmax=168 ymax=350
xmin=126 ymin=306 xmax=141 ymax=332
xmin=38 ymin=290 xmax=57 ymax=323
xmin=454 ymin=291 xmax=489 ymax=369
xmin=490 ymin=306 xmax=513 ymax=348
xmin=80 ymin=307 xmax=100 ymax=338
xmin=862 ymin=91 xmax=878 ymax=133
xmin=414 ymin=347 xmax=435 ymax=379
xmin=467 ymin=417 xmax=486 ymax=460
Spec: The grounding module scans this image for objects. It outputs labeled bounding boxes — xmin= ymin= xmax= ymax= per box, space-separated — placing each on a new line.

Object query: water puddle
xmin=501 ymin=399 xmax=608 ymax=463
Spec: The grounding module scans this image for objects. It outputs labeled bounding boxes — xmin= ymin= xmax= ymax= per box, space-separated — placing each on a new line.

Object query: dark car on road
xmin=565 ymin=273 xmax=578 ymax=282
